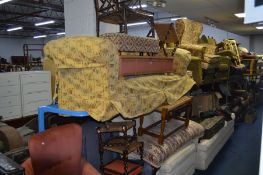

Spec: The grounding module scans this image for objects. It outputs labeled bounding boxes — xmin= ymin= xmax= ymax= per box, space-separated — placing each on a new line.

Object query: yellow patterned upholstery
xmin=218 ymin=39 xmax=245 ymax=70
xmin=199 ymin=36 xmax=231 ymax=81
xmin=176 ymin=19 xmax=229 ymax=83
xmin=176 ymin=19 xmax=206 ymax=59
xmin=101 ymin=33 xmax=159 ymax=54
xmin=44 ymin=36 xmax=195 ymax=121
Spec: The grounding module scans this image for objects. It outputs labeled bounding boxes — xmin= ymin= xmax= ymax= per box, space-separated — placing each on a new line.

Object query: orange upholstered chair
xmin=22 ymin=124 xmax=101 ymax=175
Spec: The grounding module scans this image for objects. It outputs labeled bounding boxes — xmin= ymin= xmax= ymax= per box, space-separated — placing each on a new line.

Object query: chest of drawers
xmin=0 ymin=71 xmax=51 ymax=121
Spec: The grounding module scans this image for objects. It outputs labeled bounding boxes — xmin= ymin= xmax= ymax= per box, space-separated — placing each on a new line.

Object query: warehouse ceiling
xmin=0 ymin=0 xmax=262 ymax=38
xmin=146 ymin=0 xmax=263 ymax=35
xmin=0 ymin=0 xmax=64 ymax=38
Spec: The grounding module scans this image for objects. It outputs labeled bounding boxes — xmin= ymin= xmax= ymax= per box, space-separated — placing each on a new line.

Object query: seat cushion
xmin=157 ymin=143 xmax=196 ymax=174
xmin=101 ymin=33 xmax=159 ymax=53
xmin=138 ymin=120 xmax=204 ymax=168
xmin=199 ymin=116 xmax=225 ymax=140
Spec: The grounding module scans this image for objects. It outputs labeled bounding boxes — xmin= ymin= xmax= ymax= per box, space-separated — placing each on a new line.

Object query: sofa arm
xmin=172 ymin=48 xmax=192 ymax=76
xmin=180 ymin=44 xmax=206 ymax=58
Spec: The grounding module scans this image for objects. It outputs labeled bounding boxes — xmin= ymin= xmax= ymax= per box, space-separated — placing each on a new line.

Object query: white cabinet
xmin=0 ymin=71 xmax=51 ymax=121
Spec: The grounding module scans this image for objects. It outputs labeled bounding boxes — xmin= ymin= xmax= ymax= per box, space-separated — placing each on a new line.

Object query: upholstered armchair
xmin=22 ymin=124 xmax=101 ymax=175
xmin=176 ymin=19 xmax=206 ymax=59
xmin=217 ymin=39 xmax=245 ymax=72
xmin=199 ymin=36 xmax=231 ymax=81
xmin=176 ymin=19 xmax=226 ymax=84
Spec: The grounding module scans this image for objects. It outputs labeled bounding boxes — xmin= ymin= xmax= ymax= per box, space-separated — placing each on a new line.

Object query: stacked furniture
xmin=199 ymin=36 xmax=231 ymax=81
xmin=217 ymin=39 xmax=246 ymax=73
xmin=94 ymin=0 xmax=154 ymax=37
xmin=97 ymin=121 xmax=144 ymax=175
xmin=0 ymin=71 xmax=51 ymax=121
xmin=175 ymin=19 xmax=230 ymax=85
xmin=44 ymin=36 xmax=195 ymax=122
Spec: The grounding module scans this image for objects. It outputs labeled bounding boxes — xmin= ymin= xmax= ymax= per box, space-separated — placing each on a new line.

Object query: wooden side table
xmin=138 ymin=96 xmax=193 ymax=144
xmin=97 ymin=120 xmax=144 ymax=175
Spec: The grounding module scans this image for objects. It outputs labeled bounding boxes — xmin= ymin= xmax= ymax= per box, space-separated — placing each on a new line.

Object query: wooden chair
xmin=94 ymin=0 xmax=155 ymax=37
xmin=155 ymin=23 xmax=179 ymax=57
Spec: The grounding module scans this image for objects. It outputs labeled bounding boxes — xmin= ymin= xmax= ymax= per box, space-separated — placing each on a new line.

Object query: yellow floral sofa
xmin=44 ymin=36 xmax=195 ymax=122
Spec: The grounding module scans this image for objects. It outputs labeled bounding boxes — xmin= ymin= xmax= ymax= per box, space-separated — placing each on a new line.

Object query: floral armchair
xmin=176 ymin=19 xmax=206 ymax=59
xmin=217 ymin=39 xmax=245 ymax=72
xmin=199 ymin=35 xmax=231 ymax=81
xmin=176 ymin=19 xmax=229 ymax=84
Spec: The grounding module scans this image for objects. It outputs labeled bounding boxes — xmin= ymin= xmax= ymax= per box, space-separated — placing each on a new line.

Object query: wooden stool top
xmin=97 ymin=121 xmax=135 ymax=133
xmin=157 ymin=96 xmax=193 ymax=112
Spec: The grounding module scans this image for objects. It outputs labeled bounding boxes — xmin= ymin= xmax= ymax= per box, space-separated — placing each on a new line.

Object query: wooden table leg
xmin=138 ymin=115 xmax=144 ymax=136
xmin=185 ymin=104 xmax=192 ymax=126
xmin=158 ymin=108 xmax=168 ymax=144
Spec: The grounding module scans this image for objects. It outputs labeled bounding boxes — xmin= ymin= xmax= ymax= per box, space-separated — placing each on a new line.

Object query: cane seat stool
xmin=96 ymin=120 xmax=144 ymax=175
xmin=138 ymin=96 xmax=193 ymax=144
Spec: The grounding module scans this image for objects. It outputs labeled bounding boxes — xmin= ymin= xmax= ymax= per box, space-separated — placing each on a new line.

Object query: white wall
xmin=250 ymin=35 xmax=263 ymax=54
xmin=0 ymin=37 xmax=45 ymax=62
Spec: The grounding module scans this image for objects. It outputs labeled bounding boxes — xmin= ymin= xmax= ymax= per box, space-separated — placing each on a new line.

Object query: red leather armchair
xmin=22 ymin=124 xmax=101 ymax=175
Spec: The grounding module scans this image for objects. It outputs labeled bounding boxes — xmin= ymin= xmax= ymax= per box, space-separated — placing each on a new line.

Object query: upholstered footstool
xmin=100 ymin=33 xmax=160 ymax=54
xmin=195 ymin=119 xmax=234 ymax=170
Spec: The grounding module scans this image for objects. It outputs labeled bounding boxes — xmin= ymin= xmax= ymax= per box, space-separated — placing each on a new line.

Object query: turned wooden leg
xmin=123 ymin=150 xmax=128 ymax=175
xmin=138 ymin=115 xmax=144 ymax=136
xmin=185 ymin=104 xmax=192 ymax=126
xmin=158 ymin=108 xmax=167 ymax=144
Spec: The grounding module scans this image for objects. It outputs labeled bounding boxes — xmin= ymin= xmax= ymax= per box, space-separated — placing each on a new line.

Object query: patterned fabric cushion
xmin=44 ymin=36 xmax=195 ymax=122
xmin=101 ymin=33 xmax=159 ymax=53
xmin=138 ymin=120 xmax=204 ymax=168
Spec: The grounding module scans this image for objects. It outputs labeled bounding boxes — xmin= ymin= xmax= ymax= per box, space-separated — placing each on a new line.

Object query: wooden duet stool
xmin=138 ymin=96 xmax=193 ymax=144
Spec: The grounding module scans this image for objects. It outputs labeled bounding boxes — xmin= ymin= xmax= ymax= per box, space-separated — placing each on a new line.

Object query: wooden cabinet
xmin=0 ymin=71 xmax=51 ymax=121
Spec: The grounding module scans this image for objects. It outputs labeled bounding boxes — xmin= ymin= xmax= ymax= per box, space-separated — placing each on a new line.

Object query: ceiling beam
xmin=9 ymin=0 xmax=64 ymax=12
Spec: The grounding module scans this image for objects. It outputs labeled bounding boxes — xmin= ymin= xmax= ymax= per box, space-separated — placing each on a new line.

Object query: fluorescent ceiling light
xmin=171 ymin=17 xmax=187 ymax=21
xmin=256 ymin=26 xmax=263 ymax=30
xmin=7 ymin=26 xmax=23 ymax=32
xmin=0 ymin=0 xmax=12 ymax=5
xmin=57 ymin=32 xmax=65 ymax=35
xmin=234 ymin=13 xmax=246 ymax=18
xmin=130 ymin=4 xmax=147 ymax=9
xmin=35 ymin=20 xmax=55 ymax=26
xmin=127 ymin=22 xmax=147 ymax=27
xmin=33 ymin=35 xmax=47 ymax=39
